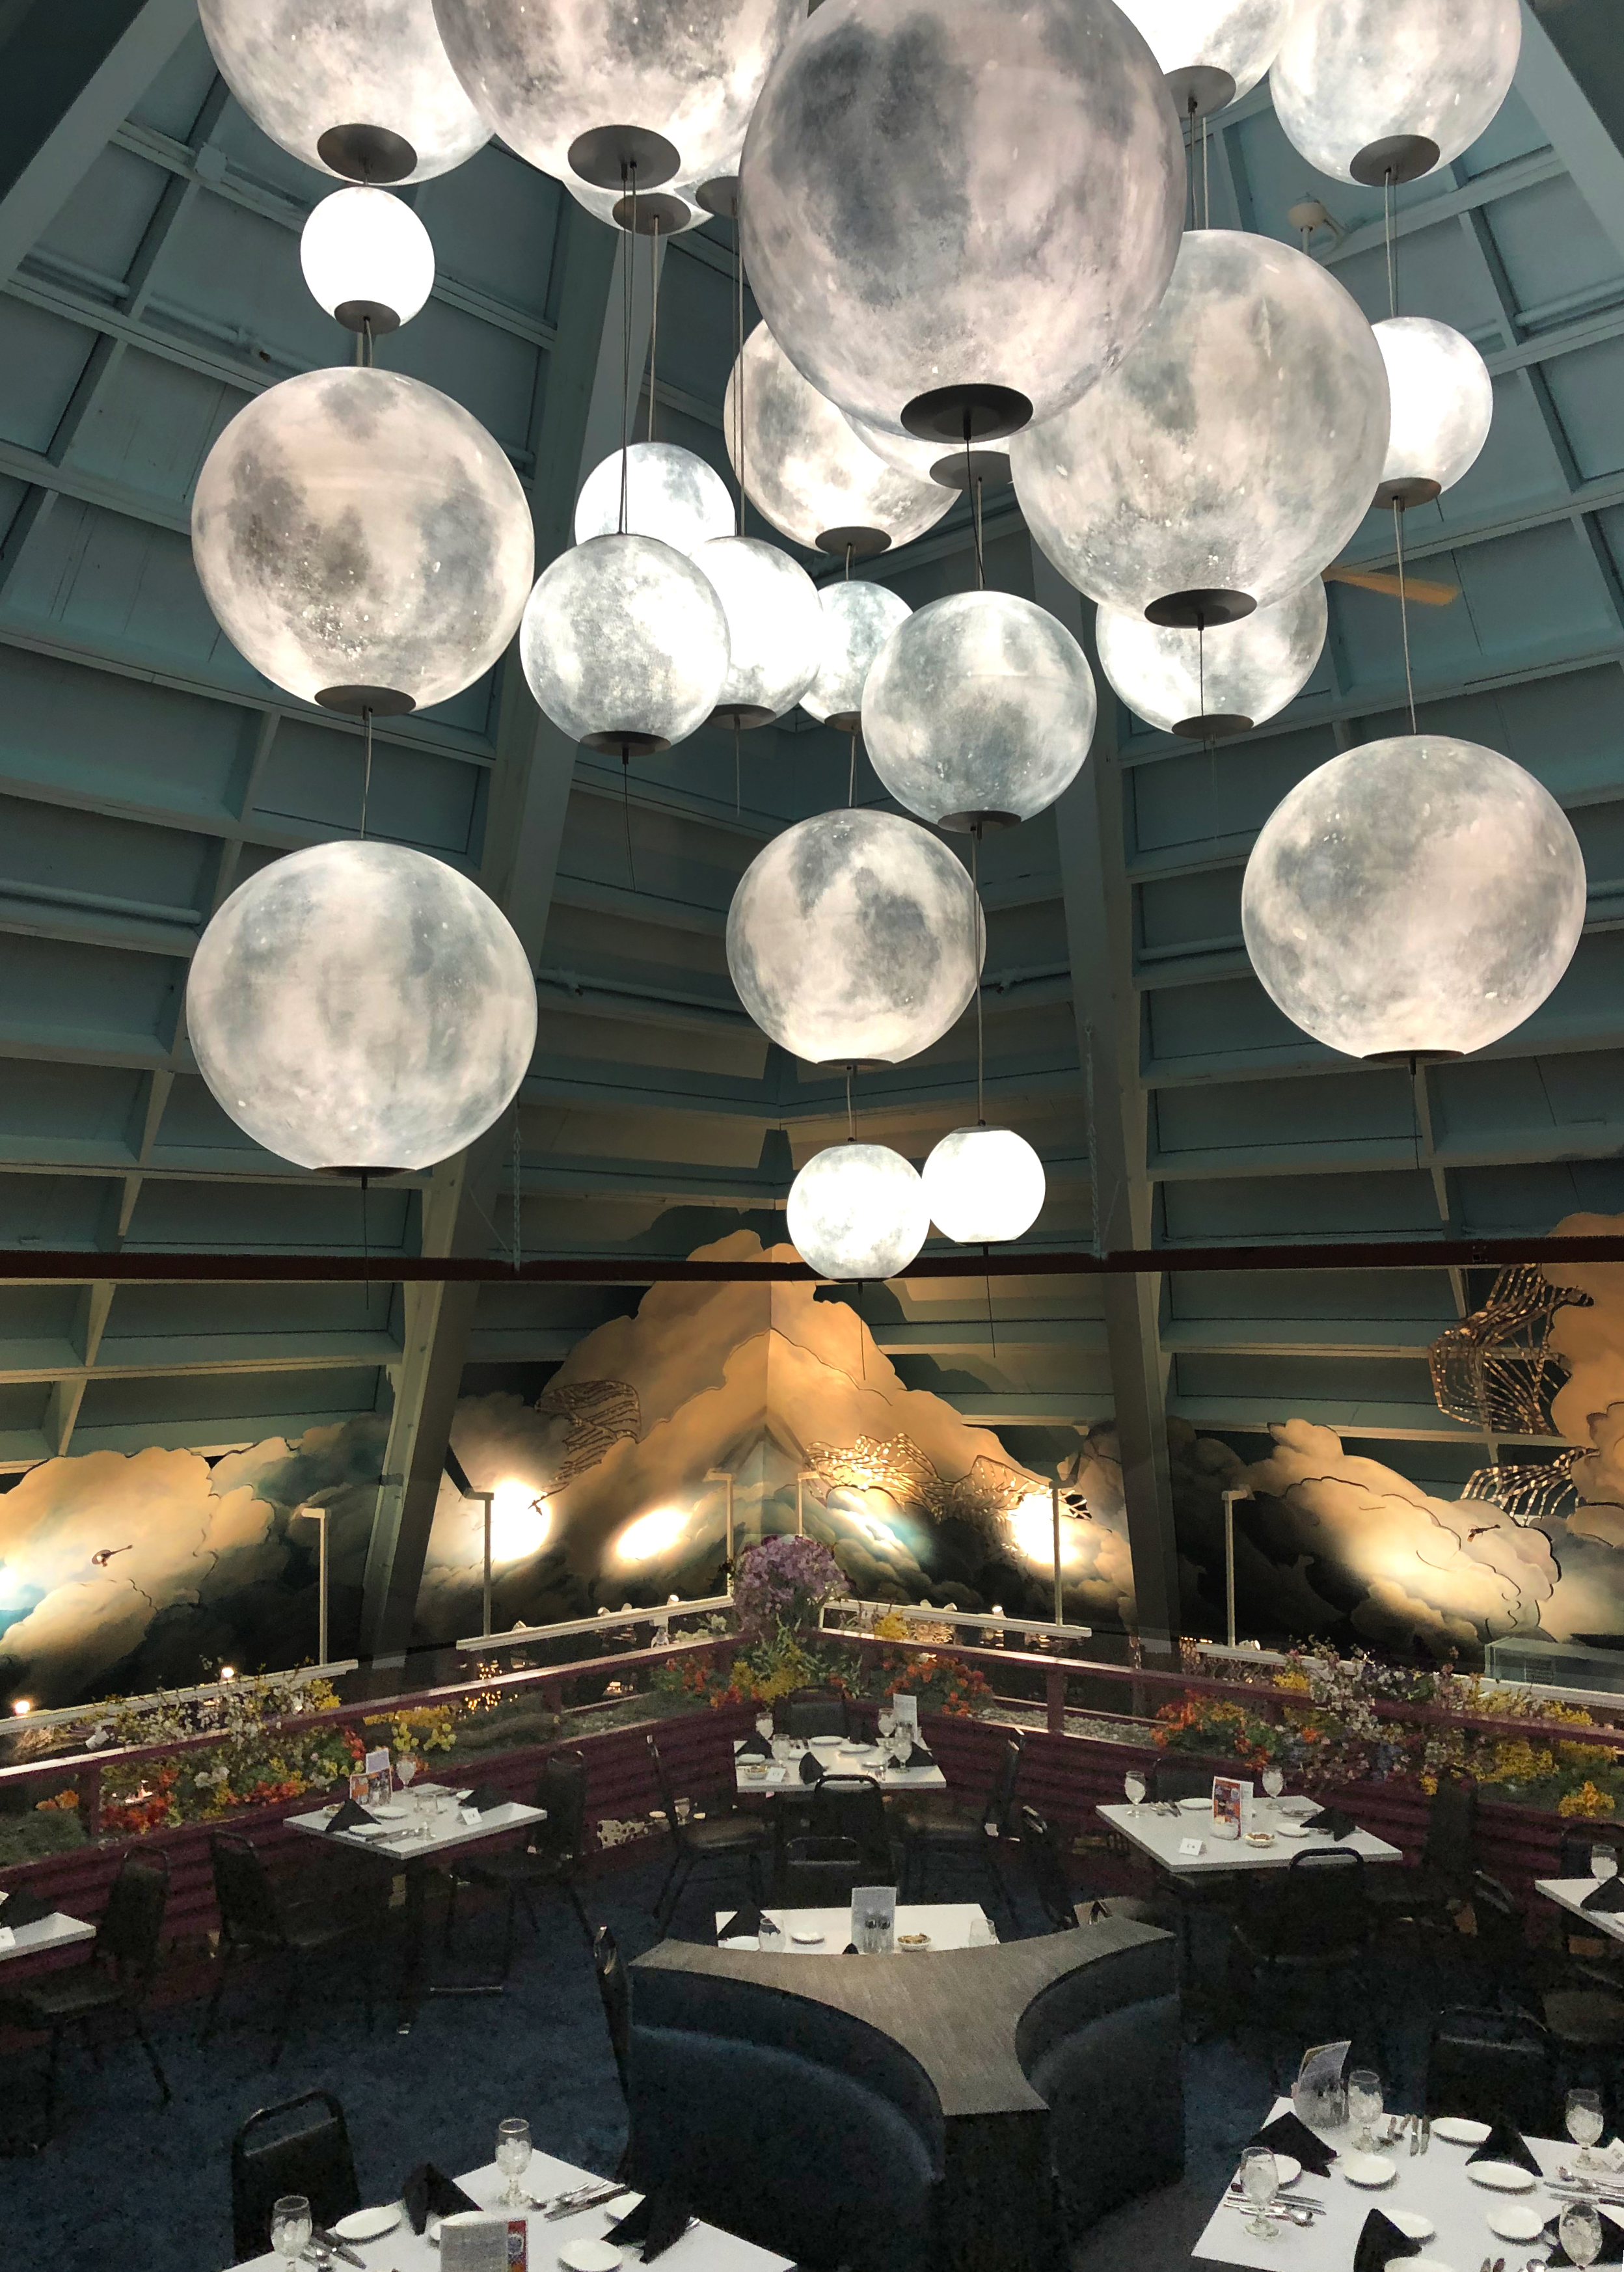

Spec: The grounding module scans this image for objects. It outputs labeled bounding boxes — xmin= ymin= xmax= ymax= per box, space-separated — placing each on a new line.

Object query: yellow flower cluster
xmin=1559 ymin=1781 xmax=1617 ymax=1818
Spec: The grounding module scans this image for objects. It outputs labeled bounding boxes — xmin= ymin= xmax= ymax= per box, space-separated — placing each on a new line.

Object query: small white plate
xmin=809 ymin=1737 xmax=844 ymax=1753
xmin=560 ymin=2241 xmax=623 ymax=2272
xmin=1390 ymin=2209 xmax=1435 ymax=2241
xmin=1342 ymin=2153 xmax=1398 ymax=2187
xmin=1271 ymin=2156 xmax=1302 ymax=2187
xmin=1245 ymin=1832 xmax=1277 ymax=1849
xmin=1431 ymin=2118 xmax=1492 ymax=2146
xmin=1278 ymin=1822 xmax=1314 ymax=1837
xmin=1178 ymin=1796 xmax=1211 ymax=1811
xmin=372 ymin=1804 xmax=408 ymax=1820
xmin=1486 ymin=2204 xmax=1545 ymax=2241
xmin=347 ymin=1822 xmax=392 ymax=1839
xmin=846 ymin=1742 xmax=879 ymax=1756
xmin=334 ymin=2206 xmax=403 ymax=2242
xmin=790 ymin=1928 xmax=824 ymax=1945
xmin=1467 ymin=2163 xmax=1537 ymax=2193
xmin=1405 ymin=2256 xmax=1458 ymax=2272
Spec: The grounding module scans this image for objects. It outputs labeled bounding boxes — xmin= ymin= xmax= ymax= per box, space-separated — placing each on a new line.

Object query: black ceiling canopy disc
xmin=316 ymin=1165 xmax=407 ymax=1180
xmin=937 ymin=807 xmax=1020 ymax=834
xmin=826 ymin=710 xmax=862 ymax=734
xmin=694 ymin=175 xmax=740 ymax=218
xmin=580 ymin=729 xmax=670 ymax=756
xmin=815 ymin=525 xmax=890 ymax=558
xmin=318 ymin=123 xmax=417 ymax=183
xmin=1171 ymin=712 xmax=1252 ymax=740
xmin=569 ymin=126 xmax=681 ymax=190
xmin=1349 ymin=133 xmax=1439 ymax=187
xmin=1374 ymin=474 xmax=1442 ymax=509
xmin=332 ymin=297 xmax=402 ymax=336
xmin=707 ymin=703 xmax=777 ymax=729
xmin=613 ymin=191 xmax=690 ymax=234
xmin=1362 ymin=1049 xmax=1465 ymax=1066
xmin=900 ymin=383 xmax=1032 ymax=444
xmin=316 ymin=684 xmax=416 ymax=716
xmin=928 ymin=448 xmax=1012 ymax=492
xmin=1168 ymin=64 xmax=1236 ymax=120
xmin=1144 ymin=588 xmax=1256 ymax=629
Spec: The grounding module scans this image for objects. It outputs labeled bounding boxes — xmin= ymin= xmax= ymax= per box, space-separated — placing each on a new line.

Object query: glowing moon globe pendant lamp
xmin=788 ymin=1142 xmax=930 ymax=1279
xmin=198 ymin=0 xmax=490 ymax=182
xmin=1241 ymin=735 xmax=1586 ymax=1060
xmin=187 ymin=841 xmax=537 ymax=1173
xmin=191 ymin=368 xmax=534 ymax=716
xmin=727 ymin=809 xmax=984 ymax=1064
xmin=1096 ymin=579 xmax=1327 ymax=738
xmin=1115 ymin=0 xmax=1295 ymax=116
xmin=695 ymin=535 xmax=824 ymax=726
xmin=573 ymin=442 xmax=736 ymax=558
xmin=521 ymin=534 xmax=731 ymax=754
xmin=1010 ymin=230 xmax=1390 ymax=627
xmin=1373 ymin=318 xmax=1494 ymax=507
xmin=739 ymin=0 xmax=1184 ymax=443
xmin=922 ymin=1127 xmax=1046 ymax=1243
xmin=299 ymin=187 xmax=436 ymax=333
xmin=802 ymin=583 xmax=912 ymax=733
xmin=1270 ymin=0 xmax=1521 ymax=185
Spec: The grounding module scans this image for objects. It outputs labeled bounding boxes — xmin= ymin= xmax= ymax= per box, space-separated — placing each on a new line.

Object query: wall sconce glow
xmin=922 ymin=1127 xmax=1046 ymax=1243
xmin=489 ymin=1479 xmax=551 ymax=1563
xmin=1241 ymin=733 xmax=1588 ymax=1059
xmin=788 ymin=1141 xmax=930 ymax=1280
xmin=616 ymin=1507 xmax=690 ymax=1564
xmin=300 ymin=187 xmax=435 ymax=333
xmin=573 ymin=443 xmax=735 ymax=558
xmin=1271 ymin=0 xmax=1521 ymax=185
xmin=1096 ymin=578 xmax=1327 ymax=738
xmin=1373 ymin=318 xmax=1494 ymax=506
xmin=11 ymin=1698 xmax=31 ymax=1716
xmin=521 ymin=533 xmax=731 ymax=753
xmin=220 ymin=1666 xmax=237 ymax=1681
xmin=1116 ymin=0 xmax=1295 ymax=112
xmin=1012 ymin=1498 xmax=1084 ymax=1567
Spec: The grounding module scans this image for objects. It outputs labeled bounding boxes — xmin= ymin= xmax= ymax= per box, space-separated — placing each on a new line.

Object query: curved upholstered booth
xmin=626 ymin=1962 xmax=944 ymax=2272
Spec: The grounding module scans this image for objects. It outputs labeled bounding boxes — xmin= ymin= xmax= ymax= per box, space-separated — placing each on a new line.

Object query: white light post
xmin=1221 ymin=1488 xmax=1253 ymax=1648
xmin=470 ymin=1489 xmax=496 ymax=1640
xmin=705 ymin=1468 xmax=735 ymax=1569
xmin=293 ymin=1500 xmax=331 ymax=1668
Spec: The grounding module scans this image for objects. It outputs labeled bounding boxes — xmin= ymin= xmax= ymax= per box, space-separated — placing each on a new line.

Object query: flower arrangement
xmin=865 ymin=1649 xmax=990 ymax=1718
xmin=732 ymin=1534 xmax=848 ymax=1640
xmin=90 ymin=1666 xmax=360 ymax=1837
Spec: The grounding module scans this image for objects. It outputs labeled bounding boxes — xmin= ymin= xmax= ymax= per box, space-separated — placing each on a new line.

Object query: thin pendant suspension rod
xmin=647 ymin=215 xmax=659 ymax=446
xmin=359 ymin=706 xmax=373 ymax=839
xmin=618 ymin=165 xmax=636 ymax=536
xmin=845 ymin=1064 xmax=854 ymax=1141
xmin=1394 ymin=499 xmax=1417 ymax=733
xmin=971 ymin=827 xmax=985 ymax=1126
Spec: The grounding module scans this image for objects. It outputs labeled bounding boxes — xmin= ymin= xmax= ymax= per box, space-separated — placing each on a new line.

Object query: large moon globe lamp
xmin=788 ymin=1142 xmax=930 ymax=1280
xmin=739 ymin=0 xmax=1184 ymax=443
xmin=187 ymin=841 xmax=537 ymax=1174
xmin=1271 ymin=0 xmax=1521 ymax=185
xmin=1374 ymin=318 xmax=1495 ymax=507
xmin=191 ymin=368 xmax=534 ymax=716
xmin=521 ymin=534 xmax=730 ymax=755
xmin=573 ymin=443 xmax=735 ymax=558
xmin=727 ymin=809 xmax=984 ymax=1065
xmin=841 ymin=410 xmax=1011 ymax=497
xmin=1241 ymin=735 xmax=1587 ymax=1061
xmin=1115 ymin=0 xmax=1295 ymax=116
xmin=696 ymin=535 xmax=823 ymax=726
xmin=299 ymin=187 xmax=436 ymax=334
xmin=923 ymin=1126 xmax=1046 ymax=1244
xmin=1096 ymin=579 xmax=1327 ymax=739
xmin=1010 ymin=230 xmax=1390 ymax=626
xmin=725 ymin=325 xmax=952 ymax=557
xmin=431 ymin=0 xmax=800 ymax=192
xmin=198 ymin=0 xmax=489 ymax=182
xmin=802 ymin=584 xmax=912 ymax=733
xmin=861 ymin=593 xmax=1096 ymax=830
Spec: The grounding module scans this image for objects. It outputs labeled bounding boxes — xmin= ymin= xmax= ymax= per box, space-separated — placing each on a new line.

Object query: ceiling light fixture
xmin=1271 ymin=0 xmax=1521 ymax=185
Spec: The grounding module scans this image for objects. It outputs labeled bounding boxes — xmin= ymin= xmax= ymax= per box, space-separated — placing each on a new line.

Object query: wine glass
xmin=1562 ymin=2201 xmax=1604 ymax=2271
xmin=271 ymin=2195 xmax=313 ymax=2271
xmin=1347 ymin=2068 xmax=1383 ymax=2152
xmin=496 ymin=2116 xmax=532 ymax=2207
xmin=1593 ymin=1845 xmax=1618 ymax=1883
xmin=1262 ymin=1765 xmax=1285 ymax=1806
xmin=1239 ymin=2148 xmax=1279 ymax=2239
xmin=1569 ymin=2087 xmax=1606 ymax=2172
xmin=1124 ymin=1770 xmax=1146 ymax=1817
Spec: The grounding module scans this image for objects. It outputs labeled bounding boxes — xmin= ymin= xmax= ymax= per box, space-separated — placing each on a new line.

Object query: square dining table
xmin=714 ymin=1899 xmax=994 ymax=1952
xmin=733 ymin=1737 xmax=948 ymax=1794
xmin=0 ymin=1908 xmax=96 ymax=1962
xmin=230 ymin=2150 xmax=793 ymax=2272
xmin=1536 ymin=1876 xmax=1624 ymax=1943
xmin=1097 ymin=1796 xmax=1403 ymax=1876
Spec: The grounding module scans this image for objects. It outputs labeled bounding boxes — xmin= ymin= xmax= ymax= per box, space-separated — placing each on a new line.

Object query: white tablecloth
xmin=1536 ymin=1876 xmax=1624 ymax=1942
xmin=231 ymin=2152 xmax=794 ymax=2272
xmin=0 ymin=1908 xmax=96 ymax=1962
xmin=284 ymin=1783 xmax=546 ymax=1863
xmin=733 ymin=1740 xmax=947 ymax=1794
xmin=714 ymin=1901 xmax=992 ymax=1953
xmin=1098 ymin=1800 xmax=1401 ymax=1876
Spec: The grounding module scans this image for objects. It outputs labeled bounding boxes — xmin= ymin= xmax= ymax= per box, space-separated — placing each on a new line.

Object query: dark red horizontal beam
xmin=0 ymin=1235 xmax=1612 ymax=1282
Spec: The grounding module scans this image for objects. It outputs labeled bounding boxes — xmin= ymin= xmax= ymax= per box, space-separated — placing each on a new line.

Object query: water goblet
xmin=1124 ymin=1770 xmax=1146 ymax=1817
xmin=1593 ymin=1845 xmax=1619 ymax=1883
xmin=1239 ymin=2148 xmax=1279 ymax=2239
xmin=1347 ymin=2068 xmax=1382 ymax=2152
xmin=397 ymin=1753 xmax=418 ymax=1796
xmin=271 ymin=2195 xmax=313 ymax=2271
xmin=878 ymin=1707 xmax=896 ymax=1742
xmin=1262 ymin=1766 xmax=1285 ymax=1806
xmin=1569 ymin=2087 xmax=1606 ymax=2172
xmin=1562 ymin=2201 xmax=1604 ymax=2271
xmin=496 ymin=2116 xmax=532 ymax=2207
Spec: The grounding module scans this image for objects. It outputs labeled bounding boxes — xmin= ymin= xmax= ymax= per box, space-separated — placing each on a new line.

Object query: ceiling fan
xmin=1323 ymin=563 xmax=1459 ymax=605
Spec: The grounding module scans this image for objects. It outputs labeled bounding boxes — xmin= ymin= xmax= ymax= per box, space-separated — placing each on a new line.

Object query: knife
xmin=545 ymin=2185 xmax=632 ymax=2222
xmin=315 ymin=2232 xmax=366 ymax=2269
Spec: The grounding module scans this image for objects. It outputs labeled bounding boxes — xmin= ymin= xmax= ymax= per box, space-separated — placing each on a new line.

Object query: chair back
xmin=231 ymin=2090 xmax=359 ymax=2262
xmin=211 ymin=1832 xmax=286 ymax=1947
xmin=97 ymin=1850 xmax=170 ymax=1984
xmin=1018 ymin=1805 xmax=1077 ymax=1932
xmin=1426 ymin=2007 xmax=1554 ymax=2135
xmin=1150 ymin=1764 xmax=1211 ymax=1804
xmin=644 ymin=1733 xmax=685 ymax=1848
xmin=781 ymin=1834 xmax=865 ymax=1908
xmin=807 ymin=1774 xmax=889 ymax=1871
xmin=595 ymin=1925 xmax=631 ymax=2102
xmin=981 ymin=1733 xmax=1025 ymax=1835
xmin=1422 ymin=1778 xmax=1478 ymax=1884
xmin=533 ymin=1749 xmax=589 ymax=1860
xmin=777 ymin=1688 xmax=848 ymax=1740
xmin=1268 ymin=1846 xmax=1370 ymax=1960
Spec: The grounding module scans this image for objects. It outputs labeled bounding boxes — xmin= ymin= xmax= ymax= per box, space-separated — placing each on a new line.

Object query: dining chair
xmin=1424 ymin=2005 xmax=1557 ymax=2135
xmin=779 ymin=1774 xmax=895 ymax=1905
xmin=594 ymin=1925 xmax=632 ymax=2102
xmin=776 ymin=1688 xmax=850 ymax=1740
xmin=1017 ymin=1805 xmax=1169 ymax=1933
xmin=1470 ymin=1867 xmax=1624 ymax=2081
xmin=202 ymin=1830 xmax=382 ymax=2061
xmin=443 ymin=1749 xmax=593 ymax=1974
xmin=897 ymin=1731 xmax=1022 ymax=1916
xmin=1369 ymin=1776 xmax=1478 ymax=1937
xmin=231 ymin=2089 xmax=360 ymax=2262
xmin=2 ymin=1849 xmax=171 ymax=2146
xmin=1228 ymin=1845 xmax=1375 ymax=2058
xmin=646 ymin=1731 xmax=770 ymax=1930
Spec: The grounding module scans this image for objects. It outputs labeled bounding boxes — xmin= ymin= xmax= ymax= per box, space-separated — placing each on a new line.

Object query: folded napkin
xmin=1582 ymin=1876 xmax=1624 ymax=1912
xmin=718 ymin=1901 xmax=765 ymax=1941
xmin=1299 ymin=1806 xmax=1357 ymax=1841
xmin=608 ymin=2185 xmax=690 ymax=2262
xmin=735 ymin=1732 xmax=772 ymax=1759
xmin=0 ymin=1886 xmax=57 ymax=1932
xmin=1247 ymin=2110 xmax=1337 ymax=2178
xmin=326 ymin=1798 xmax=379 ymax=1835
xmin=1545 ymin=2209 xmax=1624 ymax=2267
xmin=901 ymin=1743 xmax=937 ymax=1770
xmin=402 ymin=2162 xmax=478 ymax=2234
xmin=798 ymin=1751 xmax=824 ymax=1785
xmin=465 ymin=1783 xmax=509 ymax=1816
xmin=843 ymin=1943 xmax=859 ymax=1954
xmin=1468 ymin=2120 xmax=1542 ymax=2176
xmin=1354 ymin=2208 xmax=1424 ymax=2272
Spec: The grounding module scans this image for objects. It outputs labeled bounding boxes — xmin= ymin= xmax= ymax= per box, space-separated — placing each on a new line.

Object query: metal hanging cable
xmin=359 ymin=705 xmax=373 ymax=839
xmin=970 ymin=827 xmax=985 ymax=1128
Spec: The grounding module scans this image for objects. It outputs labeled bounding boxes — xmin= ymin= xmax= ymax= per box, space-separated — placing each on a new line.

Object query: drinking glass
xmin=1262 ymin=1766 xmax=1285 ymax=1805
xmin=1239 ymin=2148 xmax=1279 ymax=2239
xmin=397 ymin=1754 xmax=418 ymax=1795
xmin=1568 ymin=2087 xmax=1606 ymax=2171
xmin=1593 ymin=1845 xmax=1618 ymax=1884
xmin=1562 ymin=2202 xmax=1604 ymax=2271
xmin=1124 ymin=1770 xmax=1146 ymax=1817
xmin=1347 ymin=2068 xmax=1382 ymax=2152
xmin=271 ymin=2195 xmax=313 ymax=2269
xmin=878 ymin=1707 xmax=896 ymax=1742
xmin=496 ymin=2116 xmax=532 ymax=2207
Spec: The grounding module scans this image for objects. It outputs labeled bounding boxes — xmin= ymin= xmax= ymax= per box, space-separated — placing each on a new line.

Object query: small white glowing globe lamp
xmin=299 ymin=187 xmax=435 ymax=333
xmin=725 ymin=324 xmax=952 ymax=557
xmin=191 ymin=368 xmax=534 ymax=716
xmin=432 ymin=0 xmax=800 ymax=194
xmin=573 ymin=442 xmax=735 ymax=558
xmin=788 ymin=1142 xmax=929 ymax=1280
xmin=923 ymin=1128 xmax=1046 ymax=1243
xmin=187 ymin=841 xmax=537 ymax=1172
xmin=740 ymin=0 xmax=1184 ymax=442
xmin=1241 ymin=734 xmax=1587 ymax=1060
xmin=727 ymin=809 xmax=984 ymax=1064
xmin=861 ymin=593 xmax=1096 ymax=830
xmin=521 ymin=534 xmax=730 ymax=755
xmin=1115 ymin=0 xmax=1295 ymax=116
xmin=1096 ymin=579 xmax=1327 ymax=739
xmin=802 ymin=584 xmax=912 ymax=732
xmin=198 ymin=0 xmax=489 ymax=182
xmin=1373 ymin=318 xmax=1495 ymax=507
xmin=695 ymin=535 xmax=823 ymax=726
xmin=1271 ymin=0 xmax=1521 ymax=185
xmin=1010 ymin=230 xmax=1389 ymax=626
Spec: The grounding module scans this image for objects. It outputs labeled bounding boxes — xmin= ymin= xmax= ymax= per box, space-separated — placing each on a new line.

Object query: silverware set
xmin=527 ymin=2181 xmax=632 ymax=2220
xmin=1381 ymin=2114 xmax=1431 ymax=2154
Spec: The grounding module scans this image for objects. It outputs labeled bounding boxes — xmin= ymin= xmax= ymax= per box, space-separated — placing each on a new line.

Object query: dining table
xmin=0 ymin=1908 xmax=96 ymax=1962
xmin=1535 ymin=1874 xmax=1624 ymax=1943
xmin=714 ymin=1899 xmax=994 ymax=1952
xmin=229 ymin=2148 xmax=793 ymax=2272
xmin=733 ymin=1735 xmax=948 ymax=1794
xmin=1098 ymin=1794 xmax=1403 ymax=1876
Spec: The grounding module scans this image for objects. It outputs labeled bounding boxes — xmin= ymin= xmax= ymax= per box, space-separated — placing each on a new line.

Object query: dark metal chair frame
xmin=230 ymin=2087 xmax=360 ymax=2264
xmin=646 ymin=1731 xmax=769 ymax=1932
xmin=202 ymin=1830 xmax=381 ymax=2062
xmin=899 ymin=1731 xmax=1023 ymax=1917
xmin=443 ymin=1749 xmax=593 ymax=1977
